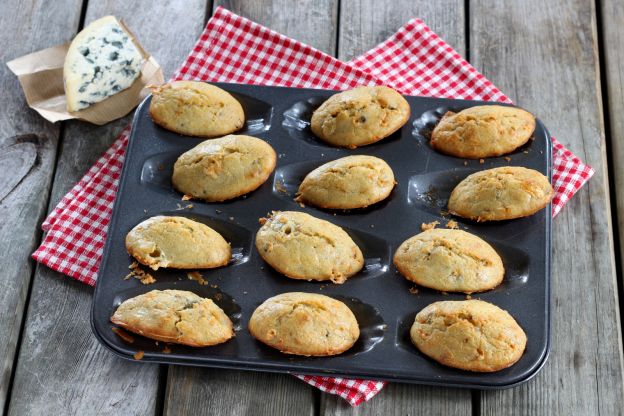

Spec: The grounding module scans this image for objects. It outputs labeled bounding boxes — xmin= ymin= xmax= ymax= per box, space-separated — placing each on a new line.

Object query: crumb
xmin=155 ymin=341 xmax=159 ymax=346
xmin=112 ymin=327 xmax=134 ymax=343
xmin=504 ymin=156 xmax=511 ymax=162
xmin=133 ymin=350 xmax=145 ymax=360
xmin=187 ymin=271 xmax=208 ymax=285
xmin=421 ymin=220 xmax=440 ymax=231
xmin=243 ymin=291 xmax=248 ymax=295
xmin=125 ymin=262 xmax=156 ymax=284
xmin=523 ymin=150 xmax=529 ymax=154
xmin=463 ymin=161 xmax=468 ymax=166
xmin=210 ymin=284 xmax=218 ymax=289
xmin=229 ymin=216 xmax=234 ymax=221
xmin=275 ymin=181 xmax=288 ymax=194
xmin=260 ymin=266 xmax=264 ymax=270
xmin=409 ymin=286 xmax=419 ymax=295
xmin=139 ymin=274 xmax=156 ymax=285
xmin=214 ymin=293 xmax=223 ymax=301
xmin=216 ymin=209 xmax=222 ymax=214
xmin=439 ymin=210 xmax=449 ymax=217
xmin=333 ymin=213 xmax=336 ymax=216
xmin=479 ymin=159 xmax=484 ymax=164
xmin=446 ymin=220 xmax=459 ymax=229
xmin=143 ymin=209 xmax=147 ymax=214
xmin=242 ymin=195 xmax=247 ymax=199
xmin=370 ymin=224 xmax=375 ymax=228
xmin=182 ymin=194 xmax=192 ymax=201
xmin=321 ymin=153 xmax=325 ymax=156
xmin=298 ymin=202 xmax=305 ymax=208
xmin=466 ymin=294 xmax=472 ymax=300
xmin=174 ymin=203 xmax=193 ymax=210
xmin=163 ymin=345 xmax=172 ymax=354
xmin=441 ymin=291 xmax=449 ymax=296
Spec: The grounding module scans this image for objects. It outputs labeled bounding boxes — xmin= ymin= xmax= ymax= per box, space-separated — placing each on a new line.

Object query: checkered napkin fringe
xmin=32 ymin=7 xmax=594 ymax=406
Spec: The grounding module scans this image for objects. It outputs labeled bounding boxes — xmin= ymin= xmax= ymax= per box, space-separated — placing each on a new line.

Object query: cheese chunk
xmin=64 ymin=16 xmax=143 ymax=112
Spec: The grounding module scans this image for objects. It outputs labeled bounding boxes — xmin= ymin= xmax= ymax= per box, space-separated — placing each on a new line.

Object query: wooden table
xmin=2 ymin=0 xmax=623 ymax=414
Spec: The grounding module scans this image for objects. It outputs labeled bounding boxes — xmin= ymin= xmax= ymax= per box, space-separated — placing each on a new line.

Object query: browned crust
xmin=110 ymin=317 xmax=234 ymax=348
xmin=448 ymin=185 xmax=554 ymax=222
xmin=392 ymin=256 xmax=504 ymax=294
xmin=295 ymin=183 xmax=394 ymax=210
xmin=418 ymin=344 xmax=526 ymax=372
xmin=247 ymin=325 xmax=355 ymax=356
xmin=125 ymin=240 xmax=231 ymax=270
xmin=253 ymin=237 xmax=363 ymax=283
xmin=429 ymin=107 xmax=536 ymax=159
xmin=313 ymin=106 xmax=411 ymax=149
xmin=172 ymin=146 xmax=277 ymax=202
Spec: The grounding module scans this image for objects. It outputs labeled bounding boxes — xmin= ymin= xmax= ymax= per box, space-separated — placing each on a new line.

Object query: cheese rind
xmin=64 ymin=16 xmax=144 ymax=112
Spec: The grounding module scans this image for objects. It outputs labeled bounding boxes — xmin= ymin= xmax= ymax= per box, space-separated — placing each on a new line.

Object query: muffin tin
xmin=91 ymin=83 xmax=551 ymax=388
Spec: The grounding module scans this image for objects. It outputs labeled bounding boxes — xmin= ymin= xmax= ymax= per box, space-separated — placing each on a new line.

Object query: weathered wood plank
xmin=7 ymin=1 xmax=209 ymax=415
xmin=470 ymin=1 xmax=624 ymax=414
xmin=0 ymin=0 xmax=83 ymax=411
xmin=337 ymin=0 xmax=466 ymax=60
xmin=319 ymin=2 xmax=473 ymax=414
xmin=217 ymin=0 xmax=338 ymax=53
xmin=162 ymin=2 xmax=337 ymax=415
xmin=602 ymin=2 xmax=624 ymax=301
xmin=165 ymin=367 xmax=316 ymax=416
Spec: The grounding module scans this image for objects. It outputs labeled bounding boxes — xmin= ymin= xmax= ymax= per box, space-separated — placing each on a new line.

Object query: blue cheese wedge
xmin=63 ymin=16 xmax=144 ymax=112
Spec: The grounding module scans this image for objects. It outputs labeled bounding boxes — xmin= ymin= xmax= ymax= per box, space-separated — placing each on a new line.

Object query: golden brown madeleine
xmin=125 ymin=216 xmax=230 ymax=270
xmin=310 ymin=86 xmax=410 ymax=148
xmin=448 ymin=166 xmax=553 ymax=221
xmin=296 ymin=155 xmax=395 ymax=209
xmin=149 ymin=81 xmax=244 ymax=137
xmin=394 ymin=229 xmax=504 ymax=293
xmin=430 ymin=105 xmax=536 ymax=158
xmin=248 ymin=292 xmax=359 ymax=356
xmin=111 ymin=289 xmax=234 ymax=347
xmin=410 ymin=300 xmax=527 ymax=372
xmin=172 ymin=135 xmax=276 ymax=202
xmin=255 ymin=211 xmax=364 ymax=283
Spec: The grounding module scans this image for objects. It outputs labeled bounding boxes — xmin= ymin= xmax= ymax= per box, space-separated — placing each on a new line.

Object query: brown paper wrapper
xmin=6 ymin=18 xmax=164 ymax=125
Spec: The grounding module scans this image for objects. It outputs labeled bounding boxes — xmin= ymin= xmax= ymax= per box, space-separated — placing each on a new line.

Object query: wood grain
xmin=601 ymin=1 xmax=624 ymax=298
xmin=470 ymin=1 xmax=624 ymax=414
xmin=0 ymin=0 xmax=83 ymax=411
xmin=164 ymin=366 xmax=315 ymax=416
xmin=320 ymin=1 xmax=473 ymax=414
xmin=162 ymin=2 xmax=337 ymax=414
xmin=7 ymin=1 xmax=209 ymax=414
xmin=337 ymin=0 xmax=466 ymax=61
xmin=216 ymin=0 xmax=338 ymax=54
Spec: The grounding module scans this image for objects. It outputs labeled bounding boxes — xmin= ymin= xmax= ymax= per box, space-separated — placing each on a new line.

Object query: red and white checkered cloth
xmin=32 ymin=7 xmax=593 ymax=406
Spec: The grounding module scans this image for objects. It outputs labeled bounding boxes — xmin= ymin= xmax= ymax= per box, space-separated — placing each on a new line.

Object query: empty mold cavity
xmin=141 ymin=152 xmax=176 ymax=191
xmin=282 ymin=96 xmax=331 ymax=148
xmin=228 ymin=92 xmax=274 ymax=135
xmin=407 ymin=168 xmax=477 ymax=214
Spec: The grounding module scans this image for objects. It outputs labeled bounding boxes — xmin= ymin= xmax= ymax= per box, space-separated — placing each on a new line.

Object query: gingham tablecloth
xmin=32 ymin=7 xmax=594 ymax=406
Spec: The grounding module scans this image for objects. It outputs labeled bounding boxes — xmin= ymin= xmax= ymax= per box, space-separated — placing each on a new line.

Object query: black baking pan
xmin=91 ymin=83 xmax=551 ymax=388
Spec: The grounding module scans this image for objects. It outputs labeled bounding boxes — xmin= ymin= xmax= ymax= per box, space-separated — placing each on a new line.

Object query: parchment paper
xmin=6 ymin=17 xmax=164 ymax=125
